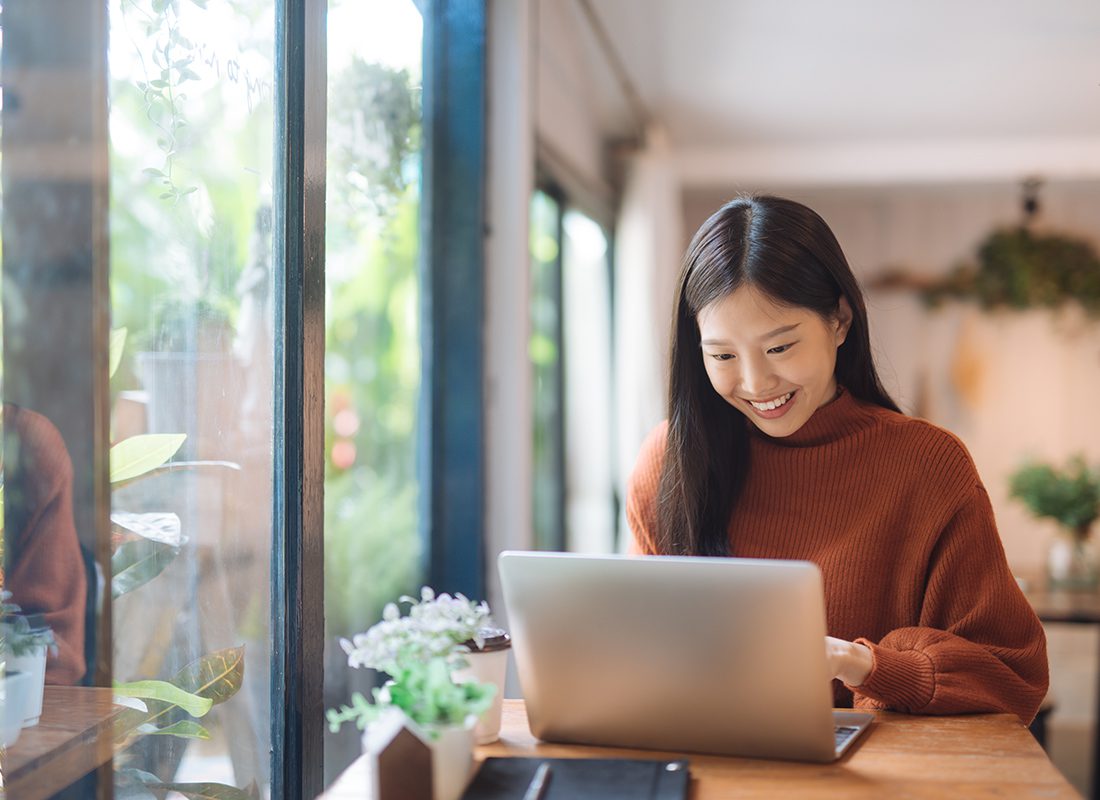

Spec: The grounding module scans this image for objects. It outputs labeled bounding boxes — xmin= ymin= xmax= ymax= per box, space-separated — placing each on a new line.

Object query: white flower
xmin=341 ymin=586 xmax=493 ymax=675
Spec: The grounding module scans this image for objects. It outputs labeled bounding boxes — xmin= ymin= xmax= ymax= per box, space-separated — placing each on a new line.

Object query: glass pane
xmin=1 ymin=5 xmax=111 ymax=796
xmin=323 ymin=0 xmax=425 ymax=784
xmin=530 ymin=190 xmax=563 ymax=552
xmin=562 ymin=210 xmax=615 ymax=552
xmin=108 ymin=0 xmax=275 ymax=794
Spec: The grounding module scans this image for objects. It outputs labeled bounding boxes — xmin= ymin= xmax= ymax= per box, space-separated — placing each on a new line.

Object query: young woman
xmin=627 ymin=195 xmax=1048 ymax=724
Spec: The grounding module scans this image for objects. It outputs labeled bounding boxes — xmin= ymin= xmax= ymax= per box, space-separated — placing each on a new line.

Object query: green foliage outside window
xmin=323 ymin=55 xmax=423 ymax=639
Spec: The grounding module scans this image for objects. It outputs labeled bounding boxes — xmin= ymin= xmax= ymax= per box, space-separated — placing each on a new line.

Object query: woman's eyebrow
xmin=700 ymin=323 xmax=800 ymax=347
xmin=761 ymin=323 xmax=800 ymax=339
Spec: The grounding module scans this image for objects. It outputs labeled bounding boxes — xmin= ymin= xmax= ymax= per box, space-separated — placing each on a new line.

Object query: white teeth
xmin=750 ymin=392 xmax=792 ymax=411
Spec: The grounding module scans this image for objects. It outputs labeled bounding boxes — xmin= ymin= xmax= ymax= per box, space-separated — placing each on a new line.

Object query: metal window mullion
xmin=421 ymin=0 xmax=487 ymax=599
xmin=272 ymin=0 xmax=326 ymax=795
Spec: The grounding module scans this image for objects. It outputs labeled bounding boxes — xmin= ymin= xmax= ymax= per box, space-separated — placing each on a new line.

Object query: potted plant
xmin=0 ymin=668 xmax=35 ymax=747
xmin=0 ymin=590 xmax=58 ymax=728
xmin=327 ymin=587 xmax=499 ymax=800
xmin=1009 ymin=456 xmax=1100 ymax=590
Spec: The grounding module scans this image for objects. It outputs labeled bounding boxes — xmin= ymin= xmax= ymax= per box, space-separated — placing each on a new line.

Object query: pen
xmin=521 ymin=761 xmax=553 ymax=800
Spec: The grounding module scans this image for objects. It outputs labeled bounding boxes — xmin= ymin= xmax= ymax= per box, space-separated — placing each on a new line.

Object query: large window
xmin=529 ymin=189 xmax=564 ymax=551
xmin=322 ymin=0 xmax=425 ymax=782
xmin=0 ymin=0 xmax=482 ymax=795
xmin=530 ymin=187 xmax=617 ymax=554
xmin=107 ymin=0 xmax=276 ymax=791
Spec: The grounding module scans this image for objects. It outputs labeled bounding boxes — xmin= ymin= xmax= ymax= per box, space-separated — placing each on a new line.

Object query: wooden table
xmin=2 ymin=686 xmax=122 ymax=799
xmin=323 ymin=699 xmax=1079 ymax=799
xmin=1024 ymin=579 xmax=1100 ymax=800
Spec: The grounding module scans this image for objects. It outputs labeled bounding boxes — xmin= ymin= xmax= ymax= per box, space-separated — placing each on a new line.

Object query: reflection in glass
xmin=2 ymin=405 xmax=87 ymax=687
xmin=322 ymin=0 xmax=425 ymax=784
xmin=108 ymin=0 xmax=274 ymax=793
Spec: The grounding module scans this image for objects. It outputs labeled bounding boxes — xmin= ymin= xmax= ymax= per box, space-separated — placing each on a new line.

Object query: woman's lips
xmin=744 ymin=390 xmax=795 ymax=419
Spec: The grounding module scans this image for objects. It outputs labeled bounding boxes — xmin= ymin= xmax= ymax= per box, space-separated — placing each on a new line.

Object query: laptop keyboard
xmin=834 ymin=725 xmax=861 ymax=750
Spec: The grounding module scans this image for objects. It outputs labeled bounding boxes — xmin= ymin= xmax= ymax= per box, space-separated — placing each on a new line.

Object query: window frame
xmin=420 ymin=0 xmax=487 ymax=600
xmin=272 ymin=0 xmax=327 ymax=794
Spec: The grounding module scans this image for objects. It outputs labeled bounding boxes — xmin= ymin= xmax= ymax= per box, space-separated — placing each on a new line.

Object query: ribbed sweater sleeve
xmin=852 ymin=484 xmax=1048 ymax=724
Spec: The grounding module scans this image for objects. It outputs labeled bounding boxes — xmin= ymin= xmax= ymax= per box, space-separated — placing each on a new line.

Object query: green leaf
xmin=109 ymin=328 xmax=128 ymax=379
xmin=113 ymin=679 xmax=213 ymax=718
xmin=110 ymin=434 xmax=186 ymax=484
xmin=171 ymin=646 xmax=245 ymax=706
xmin=150 ymin=79 xmax=169 ymax=89
xmin=138 ymin=720 xmax=211 ymax=739
xmin=112 ymin=539 xmax=180 ymax=599
xmin=143 ymin=783 xmax=255 ymax=800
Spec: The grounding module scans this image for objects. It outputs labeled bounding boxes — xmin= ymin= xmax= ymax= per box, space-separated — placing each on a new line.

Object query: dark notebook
xmin=460 ymin=756 xmax=690 ymax=800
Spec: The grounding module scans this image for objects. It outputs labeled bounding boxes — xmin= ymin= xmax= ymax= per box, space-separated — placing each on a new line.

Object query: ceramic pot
xmin=7 ymin=644 xmax=47 ymax=726
xmin=423 ymin=721 xmax=476 ymax=800
xmin=453 ymin=627 xmax=511 ymax=744
xmin=0 ymin=670 xmax=35 ymax=747
xmin=362 ymin=710 xmax=476 ymax=800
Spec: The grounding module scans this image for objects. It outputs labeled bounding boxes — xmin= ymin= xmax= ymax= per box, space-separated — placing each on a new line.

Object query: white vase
xmin=7 ymin=645 xmax=47 ymax=726
xmin=0 ymin=670 xmax=36 ymax=747
xmin=1046 ymin=535 xmax=1099 ymax=590
xmin=452 ymin=635 xmax=510 ymax=744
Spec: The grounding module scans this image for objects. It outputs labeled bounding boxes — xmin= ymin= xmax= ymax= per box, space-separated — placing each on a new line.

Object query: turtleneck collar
xmin=748 ymin=385 xmax=880 ymax=448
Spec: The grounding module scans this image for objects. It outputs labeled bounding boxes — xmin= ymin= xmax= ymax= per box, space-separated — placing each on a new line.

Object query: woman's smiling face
xmin=697 ymin=286 xmax=852 ymax=438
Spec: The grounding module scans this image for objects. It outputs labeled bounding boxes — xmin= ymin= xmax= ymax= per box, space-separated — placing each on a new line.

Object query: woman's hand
xmin=825 ymin=636 xmax=873 ymax=687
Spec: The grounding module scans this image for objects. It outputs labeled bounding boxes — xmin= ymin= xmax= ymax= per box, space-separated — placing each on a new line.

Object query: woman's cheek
xmin=705 ymin=364 xmax=734 ymax=396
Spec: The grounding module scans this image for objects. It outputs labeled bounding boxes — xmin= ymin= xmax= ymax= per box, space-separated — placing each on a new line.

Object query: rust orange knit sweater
xmin=3 ymin=405 xmax=87 ymax=685
xmin=627 ymin=387 xmax=1048 ymax=724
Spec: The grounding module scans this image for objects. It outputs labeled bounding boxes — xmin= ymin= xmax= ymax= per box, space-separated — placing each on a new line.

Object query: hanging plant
xmin=919 ymin=226 xmax=1100 ymax=314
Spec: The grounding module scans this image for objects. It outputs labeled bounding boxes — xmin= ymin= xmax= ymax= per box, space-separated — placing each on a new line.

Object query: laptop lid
xmin=498 ymin=551 xmax=864 ymax=762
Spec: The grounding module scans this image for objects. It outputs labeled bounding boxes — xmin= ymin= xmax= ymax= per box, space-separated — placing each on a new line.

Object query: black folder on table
xmin=460 ymin=757 xmax=690 ymax=800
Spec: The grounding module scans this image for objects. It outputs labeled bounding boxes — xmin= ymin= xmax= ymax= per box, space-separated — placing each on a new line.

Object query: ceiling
xmin=576 ymin=0 xmax=1100 ymax=148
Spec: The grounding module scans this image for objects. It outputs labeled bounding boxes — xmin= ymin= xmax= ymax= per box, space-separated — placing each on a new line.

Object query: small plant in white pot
xmin=327 ymin=587 xmax=499 ymax=800
xmin=1 ymin=590 xmax=58 ymax=728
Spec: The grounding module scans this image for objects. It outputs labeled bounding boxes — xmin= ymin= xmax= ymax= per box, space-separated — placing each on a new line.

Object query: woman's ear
xmin=834 ymin=297 xmax=853 ymax=346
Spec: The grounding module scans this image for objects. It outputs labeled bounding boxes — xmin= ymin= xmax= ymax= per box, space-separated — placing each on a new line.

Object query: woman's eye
xmin=768 ymin=343 xmax=793 ymax=355
xmin=710 ymin=353 xmax=735 ymax=362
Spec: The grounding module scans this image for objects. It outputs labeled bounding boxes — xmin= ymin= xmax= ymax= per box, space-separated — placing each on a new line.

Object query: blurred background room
xmin=4 ymin=1 xmax=1099 ymax=797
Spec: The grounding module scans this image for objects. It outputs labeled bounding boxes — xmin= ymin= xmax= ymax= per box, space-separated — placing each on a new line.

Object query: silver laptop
xmin=498 ymin=551 xmax=873 ymax=762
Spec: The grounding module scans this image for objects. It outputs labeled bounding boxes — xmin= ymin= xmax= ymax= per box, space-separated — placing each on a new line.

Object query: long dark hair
xmin=655 ymin=195 xmax=900 ymax=556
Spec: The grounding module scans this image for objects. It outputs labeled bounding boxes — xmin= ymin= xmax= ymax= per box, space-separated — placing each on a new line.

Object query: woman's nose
xmin=739 ymin=356 xmax=778 ymax=396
